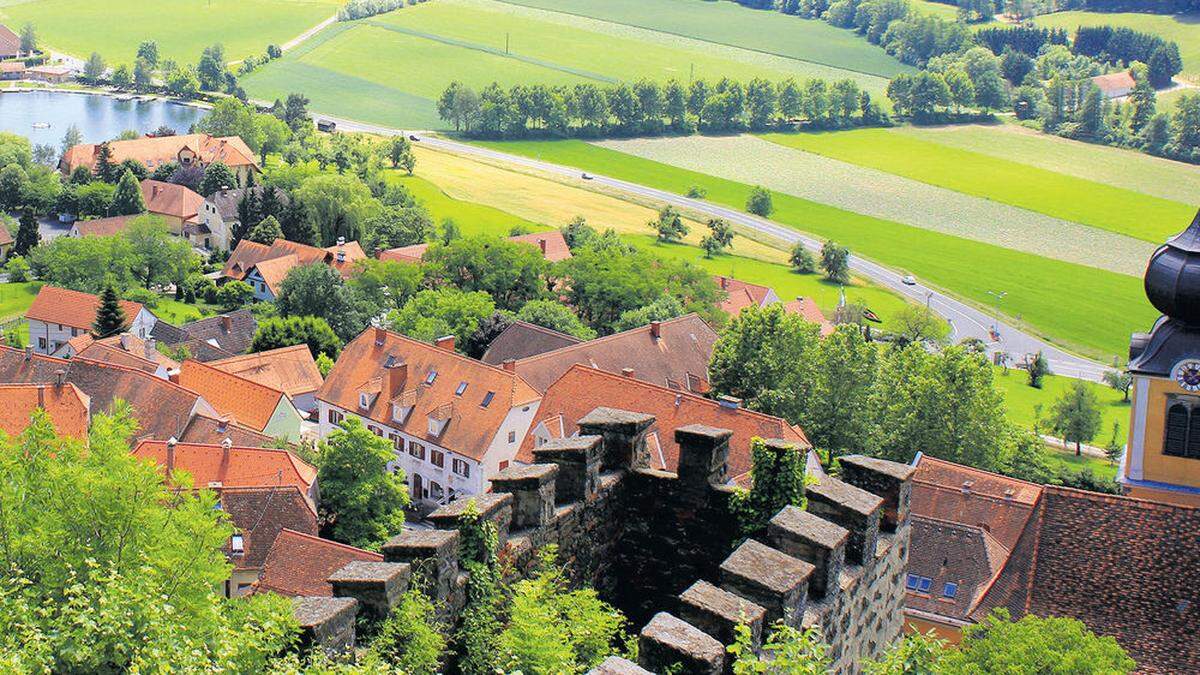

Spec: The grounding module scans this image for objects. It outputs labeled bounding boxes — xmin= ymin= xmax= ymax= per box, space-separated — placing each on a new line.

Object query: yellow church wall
xmin=1127 ymin=376 xmax=1200 ymax=491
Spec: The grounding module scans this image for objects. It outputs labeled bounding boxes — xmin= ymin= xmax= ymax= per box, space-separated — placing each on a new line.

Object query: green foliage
xmin=864 ymin=630 xmax=946 ymax=674
xmin=370 ymin=585 xmax=446 ymax=673
xmin=649 ymin=205 xmax=689 ymax=243
xmin=215 ymin=279 xmax=254 ymax=310
xmin=388 ymin=288 xmax=496 ymax=348
xmin=1027 ymin=350 xmax=1051 ymax=388
xmin=730 ymin=437 xmax=808 ymax=537
xmin=14 ymin=211 xmax=38 ymax=256
xmin=247 ymin=214 xmax=284 ymax=244
xmin=1049 ymin=379 xmax=1103 ymax=455
xmin=108 ymin=169 xmax=147 ymax=216
xmin=515 ymin=299 xmax=597 ymax=340
xmin=729 ymin=622 xmax=830 ymax=674
xmin=251 ymin=315 xmax=343 ymax=360
xmin=891 ymin=304 xmax=949 ymax=347
xmin=819 ymin=240 xmax=851 ymax=285
xmin=940 ymin=609 xmax=1135 ymax=673
xmin=199 ymin=161 xmax=238 ymax=196
xmin=295 ymin=173 xmax=381 ymax=246
xmin=315 ymin=351 xmax=335 ymax=378
xmin=29 ymin=231 xmax=139 ymax=293
xmin=276 ymin=263 xmax=370 ymax=342
xmin=346 ymin=258 xmax=424 ymax=314
xmin=91 ymin=285 xmax=128 ymax=338
xmin=1102 ymin=369 xmax=1132 ymax=402
xmin=125 ymin=215 xmax=199 ymax=289
xmin=612 ymin=295 xmax=686 ymax=334
xmin=806 ymin=325 xmax=876 ymax=460
xmin=457 ymin=500 xmax=502 ymax=675
xmin=745 ymin=185 xmax=774 ymax=217
xmin=0 ymin=406 xmax=299 ymax=670
xmin=423 ymin=236 xmax=550 ymax=311
xmin=317 ymin=417 xmax=409 ymax=549
xmin=789 ymin=242 xmax=817 ymax=274
xmin=4 ymin=255 xmax=29 ymax=283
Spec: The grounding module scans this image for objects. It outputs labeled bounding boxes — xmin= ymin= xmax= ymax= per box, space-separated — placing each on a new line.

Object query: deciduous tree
xmin=317 ymin=417 xmax=409 ymax=548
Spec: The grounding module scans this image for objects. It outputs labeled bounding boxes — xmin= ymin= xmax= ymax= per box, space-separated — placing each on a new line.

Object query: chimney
xmin=386 ymin=359 xmax=407 ymax=397
xmin=337 ymin=236 xmax=346 ymax=246
xmin=166 ymin=436 xmax=177 ymax=476
xmin=220 ymin=314 xmax=232 ymax=333
xmin=221 ymin=438 xmax=233 ymax=477
xmin=54 ymin=369 xmax=65 ymax=388
xmin=717 ymin=395 xmax=741 ymax=410
xmin=621 ymin=367 xmax=635 ymax=378
xmin=434 ymin=335 xmax=455 ymax=352
xmin=144 ymin=338 xmax=157 ymax=361
xmin=650 ymin=320 xmax=662 ymax=340
xmin=501 ymin=359 xmax=515 ymax=372
xmin=36 ymin=384 xmax=44 ymax=409
xmin=374 ymin=326 xmax=386 ymax=346
xmin=119 ymin=333 xmax=133 ymax=351
xmin=961 ymin=480 xmax=974 ymax=495
xmin=24 ymin=346 xmax=32 ymax=361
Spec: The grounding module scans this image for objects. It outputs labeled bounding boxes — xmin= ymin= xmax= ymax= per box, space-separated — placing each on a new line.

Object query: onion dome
xmin=1145 ymin=210 xmax=1200 ymax=326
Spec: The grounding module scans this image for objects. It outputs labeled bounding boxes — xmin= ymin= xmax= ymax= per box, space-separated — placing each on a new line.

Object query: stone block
xmin=768 ymin=505 xmax=848 ymax=599
xmin=806 ymin=477 xmax=882 ymax=566
xmin=491 ymin=463 xmax=559 ymax=529
xmin=578 ymin=407 xmax=655 ymax=471
xmin=638 ymin=612 xmax=725 ymax=675
xmin=678 ymin=579 xmax=766 ymax=648
xmin=838 ymin=455 xmax=915 ymax=533
xmin=675 ymin=424 xmax=732 ymax=488
xmin=382 ymin=529 xmax=459 ymax=598
xmin=328 ymin=560 xmax=411 ymax=620
xmin=533 ymin=435 xmax=602 ymax=503
xmin=293 ymin=596 xmax=357 ymax=654
xmin=720 ymin=539 xmax=813 ymax=627
xmin=428 ymin=492 xmax=514 ymax=544
xmin=588 ymin=656 xmax=654 ymax=674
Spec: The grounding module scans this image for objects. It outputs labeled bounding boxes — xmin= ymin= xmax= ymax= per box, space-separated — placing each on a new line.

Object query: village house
xmin=133 ymin=439 xmax=318 ymax=508
xmin=715 ymin=275 xmax=834 ymax=335
xmin=140 ymin=180 xmax=204 ymax=235
xmin=152 ymin=309 xmax=258 ymax=361
xmin=1091 ymin=71 xmax=1137 ymax=99
xmin=207 ymin=345 xmax=324 ymax=415
xmin=176 ymin=359 xmax=304 ymax=441
xmin=25 ymin=285 xmax=157 ymax=355
xmin=255 ymin=529 xmax=382 ymax=598
xmin=0 ymin=61 xmax=25 ymax=80
xmin=175 ymin=412 xmax=276 ymax=447
xmin=378 ymin=230 xmax=573 ymax=264
xmin=26 ymin=64 xmax=73 ymax=84
xmin=507 ymin=313 xmax=718 ymax=394
xmin=221 ymin=489 xmax=319 ymax=597
xmin=57 ymin=332 xmax=179 ymax=379
xmin=0 ymin=381 xmax=90 ymax=440
xmin=199 ymin=186 xmax=288 ymax=252
xmin=0 ymin=347 xmax=219 ymax=441
xmin=67 ymin=214 xmax=137 ymax=238
xmin=316 ymin=327 xmax=541 ymax=506
xmin=0 ymin=24 xmax=22 ymax=59
xmin=60 ymin=134 xmax=260 ymax=184
xmin=480 ymin=320 xmax=581 ymax=365
xmin=222 ymin=237 xmax=366 ymax=302
xmin=517 ymin=364 xmax=819 ymax=484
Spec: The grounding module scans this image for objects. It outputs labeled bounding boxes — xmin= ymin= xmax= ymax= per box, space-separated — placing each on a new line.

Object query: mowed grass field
xmin=994 ymin=366 xmax=1130 ymax=442
xmin=759 ymin=128 xmax=1199 ymax=244
xmin=0 ymin=0 xmax=341 ymax=63
xmin=475 ymin=138 xmax=1159 ymax=361
xmin=243 ymin=0 xmax=904 ymax=129
xmin=1034 ymin=10 xmax=1200 ymax=79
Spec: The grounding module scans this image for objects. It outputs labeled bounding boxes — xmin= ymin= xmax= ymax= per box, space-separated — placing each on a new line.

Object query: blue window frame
xmin=481 ymin=391 xmax=495 ymax=408
xmin=943 ymin=582 xmax=958 ymax=599
xmin=917 ymin=577 xmax=932 ymax=593
xmin=905 ymin=574 xmax=919 ymax=590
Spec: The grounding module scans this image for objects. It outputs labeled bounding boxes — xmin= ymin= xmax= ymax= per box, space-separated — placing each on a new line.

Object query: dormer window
xmin=231 ymin=533 xmax=244 ymax=555
xmin=359 ymin=392 xmax=372 ymax=409
xmin=392 ymin=403 xmax=412 ymax=423
xmin=428 ymin=416 xmax=449 ymax=437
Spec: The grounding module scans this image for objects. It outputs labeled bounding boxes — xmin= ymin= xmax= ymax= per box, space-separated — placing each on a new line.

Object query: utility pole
xmin=505 ymin=33 xmax=510 ymax=55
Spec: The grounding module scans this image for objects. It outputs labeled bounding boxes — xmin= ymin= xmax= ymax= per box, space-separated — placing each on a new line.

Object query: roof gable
xmin=219 ymin=487 xmax=318 ymax=572
xmin=177 ymin=360 xmax=287 ymax=431
xmin=140 ymin=180 xmax=204 ymax=220
xmin=0 ymin=382 xmax=90 ymax=439
xmin=133 ymin=439 xmax=316 ymax=493
xmin=207 ymin=345 xmax=323 ymax=398
xmin=481 ymin=320 xmax=582 ymax=365
xmin=256 ymin=529 xmax=382 ymax=597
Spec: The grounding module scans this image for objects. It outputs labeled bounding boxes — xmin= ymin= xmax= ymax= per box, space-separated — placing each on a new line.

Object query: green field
xmin=151 ymin=298 xmax=222 ymax=325
xmin=909 ymin=0 xmax=964 ymax=20
xmin=475 ymin=138 xmax=1159 ymax=360
xmin=0 ymin=282 xmax=41 ymax=322
xmin=244 ymin=0 xmax=901 ymax=129
xmin=994 ymin=366 xmax=1130 ymax=441
xmin=392 ymin=173 xmax=547 ymax=238
xmin=1046 ymin=448 xmax=1119 ymax=481
xmin=0 ymin=0 xmax=340 ymax=64
xmin=1034 ymin=10 xmax=1200 ymax=79
xmin=760 ymin=128 xmax=1198 ymax=243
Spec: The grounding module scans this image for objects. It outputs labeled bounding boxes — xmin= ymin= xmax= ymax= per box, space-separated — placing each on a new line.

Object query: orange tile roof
xmin=256 ymin=529 xmax=383 ymax=597
xmin=1091 ymin=71 xmax=1136 ymax=95
xmin=0 ymin=382 xmax=90 ymax=440
xmin=177 ymin=360 xmax=288 ymax=432
xmin=516 ymin=364 xmax=809 ymax=481
xmin=177 ymin=413 xmax=276 ymax=447
xmin=782 ymin=297 xmax=835 ymax=337
xmin=0 ymin=24 xmax=20 ymax=56
xmin=207 ymin=345 xmax=323 ymax=398
xmin=219 ymin=486 xmax=318 ymax=572
xmin=317 ymin=327 xmax=540 ymax=461
xmin=912 ymin=454 xmax=1042 ymax=552
xmin=221 ymin=240 xmax=273 ymax=280
xmin=325 ymin=240 xmax=367 ymax=276
xmin=378 ymin=230 xmax=572 ymax=264
xmin=61 ymin=134 xmax=258 ymax=175
xmin=133 ymin=439 xmax=316 ymax=493
xmin=715 ymin=276 xmax=776 ymax=317
xmin=252 ymin=254 xmax=300 ymax=297
xmin=72 ymin=215 xmax=137 ymax=237
xmin=377 ymin=243 xmax=427 ymax=263
xmin=222 ymin=238 xmax=364 ymax=291
xmin=76 ymin=333 xmax=180 ymax=374
xmin=140 ymin=179 xmax=204 ymax=221
xmin=25 ymin=285 xmax=146 ymax=332
xmin=512 ymin=313 xmax=717 ymax=394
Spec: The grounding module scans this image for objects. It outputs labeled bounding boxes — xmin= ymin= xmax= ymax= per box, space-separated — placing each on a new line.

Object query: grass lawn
xmin=475 ymin=138 xmax=1159 ymax=360
xmin=244 ymin=0 xmax=896 ymax=130
xmin=760 ymin=128 xmax=1197 ymax=244
xmin=909 ymin=0 xmax=966 ymax=20
xmin=391 ymin=173 xmax=548 ymax=238
xmin=0 ymin=0 xmax=341 ymax=64
xmin=993 ymin=366 xmax=1130 ymax=442
xmin=1034 ymin=10 xmax=1200 ymax=79
xmin=152 ymin=298 xmax=222 ymax=325
xmin=1045 ymin=448 xmax=1119 ymax=481
xmin=0 ymin=282 xmax=42 ymax=322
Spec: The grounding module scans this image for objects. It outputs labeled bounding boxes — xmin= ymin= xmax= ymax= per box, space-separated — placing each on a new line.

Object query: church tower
xmin=1124 ymin=209 xmax=1200 ymax=507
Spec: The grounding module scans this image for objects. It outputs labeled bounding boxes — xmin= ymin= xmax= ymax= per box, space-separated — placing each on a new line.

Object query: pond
xmin=0 ymin=90 xmax=209 ymax=148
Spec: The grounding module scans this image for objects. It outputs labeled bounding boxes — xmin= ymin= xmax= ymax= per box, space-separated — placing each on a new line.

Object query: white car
xmin=901 ymin=275 xmax=917 ymax=286
xmin=581 ymin=172 xmax=593 ymax=180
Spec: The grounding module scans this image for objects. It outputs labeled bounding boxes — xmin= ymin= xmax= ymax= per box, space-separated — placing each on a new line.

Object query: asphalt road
xmin=319 ymin=113 xmax=1116 ymax=382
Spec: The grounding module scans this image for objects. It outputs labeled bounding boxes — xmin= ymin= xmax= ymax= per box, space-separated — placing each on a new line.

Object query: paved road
xmin=318 ymin=113 xmax=1115 ymax=382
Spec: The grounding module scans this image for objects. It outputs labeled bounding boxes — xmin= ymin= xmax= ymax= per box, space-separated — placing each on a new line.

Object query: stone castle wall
xmin=295 ymin=408 xmax=915 ymax=673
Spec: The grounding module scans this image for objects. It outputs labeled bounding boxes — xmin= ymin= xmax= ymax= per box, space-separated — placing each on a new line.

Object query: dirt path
xmin=227 ymin=13 xmax=337 ymax=66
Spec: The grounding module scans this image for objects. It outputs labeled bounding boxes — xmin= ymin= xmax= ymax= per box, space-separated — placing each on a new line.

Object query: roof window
xmin=943 ymin=582 xmax=958 ymax=599
xmin=231 ymin=533 xmax=244 ymax=555
xmin=425 ymin=370 xmax=438 ymax=385
xmin=455 ymin=381 xmax=468 ymax=396
xmin=481 ymin=391 xmax=495 ymax=408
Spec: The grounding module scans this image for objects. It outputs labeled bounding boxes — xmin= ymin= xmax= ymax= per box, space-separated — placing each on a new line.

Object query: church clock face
xmin=1175 ymin=361 xmax=1200 ymax=392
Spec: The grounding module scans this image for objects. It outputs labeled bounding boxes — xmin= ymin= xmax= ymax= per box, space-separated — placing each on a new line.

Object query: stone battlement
xmin=296 ymin=407 xmax=914 ymax=673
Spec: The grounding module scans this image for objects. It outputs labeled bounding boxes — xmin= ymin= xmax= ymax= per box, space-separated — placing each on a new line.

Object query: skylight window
xmin=481 ymin=391 xmax=495 ymax=408
xmin=455 ymin=381 xmax=468 ymax=396
xmin=906 ymin=574 xmax=934 ymax=593
xmin=231 ymin=533 xmax=244 ymax=555
xmin=425 ymin=370 xmax=438 ymax=385
xmin=943 ymin=583 xmax=958 ymax=599
xmin=917 ymin=577 xmax=932 ymax=593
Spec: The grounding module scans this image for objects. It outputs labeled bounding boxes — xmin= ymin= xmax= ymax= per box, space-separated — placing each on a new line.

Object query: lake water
xmin=0 ymin=90 xmax=209 ymax=147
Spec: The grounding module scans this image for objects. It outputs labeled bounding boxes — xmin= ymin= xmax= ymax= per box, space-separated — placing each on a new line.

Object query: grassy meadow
xmin=475 ymin=138 xmax=1159 ymax=361
xmin=243 ymin=0 xmax=903 ymax=129
xmin=1033 ymin=10 xmax=1200 ymax=79
xmin=0 ymin=0 xmax=341 ymax=63
xmin=0 ymin=282 xmax=41 ymax=323
xmin=994 ymin=366 xmax=1130 ymax=442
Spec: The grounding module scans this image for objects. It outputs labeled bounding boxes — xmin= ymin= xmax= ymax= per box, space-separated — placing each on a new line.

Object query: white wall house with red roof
xmin=315 ymin=327 xmax=542 ymax=507
xmin=25 ymin=286 xmax=158 ymax=355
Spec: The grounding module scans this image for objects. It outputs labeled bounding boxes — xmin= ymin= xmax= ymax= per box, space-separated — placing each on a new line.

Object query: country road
xmin=316 ymin=113 xmax=1117 ymax=382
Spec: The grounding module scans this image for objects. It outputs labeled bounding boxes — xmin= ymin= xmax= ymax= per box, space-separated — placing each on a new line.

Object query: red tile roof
xmin=133 ymin=439 xmax=316 ymax=495
xmin=516 ymin=364 xmax=809 ymax=481
xmin=208 ymin=345 xmax=323 ymax=398
xmin=256 ymin=529 xmax=382 ymax=597
xmin=378 ymin=230 xmax=572 ymax=264
xmin=73 ymin=333 xmax=180 ymax=374
xmin=71 ymin=215 xmax=138 ymax=237
xmin=714 ymin=276 xmax=776 ymax=317
xmin=782 ymin=297 xmax=835 ymax=337
xmin=911 ymin=455 xmax=1041 ymax=552
xmin=0 ymin=382 xmax=90 ymax=440
xmin=219 ymin=487 xmax=318 ymax=573
xmin=1091 ymin=71 xmax=1136 ymax=96
xmin=141 ymin=180 xmax=204 ymax=221
xmin=0 ymin=24 xmax=20 ymax=56
xmin=221 ymin=238 xmax=366 ymax=292
xmin=511 ymin=314 xmax=717 ymax=394
xmin=26 ymin=286 xmax=146 ymax=332
xmin=177 ymin=360 xmax=288 ymax=432
xmin=177 ymin=413 xmax=276 ymax=447
xmin=61 ymin=134 xmax=258 ymax=175
xmin=481 ymin=321 xmax=582 ymax=365
xmin=221 ymin=240 xmax=273 ymax=279
xmin=317 ymin=327 xmax=540 ymax=461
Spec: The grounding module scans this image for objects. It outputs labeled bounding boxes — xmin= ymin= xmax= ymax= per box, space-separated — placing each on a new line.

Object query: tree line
xmin=437 ymin=76 xmax=888 ymax=139
xmin=338 ymin=0 xmax=430 ymax=21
